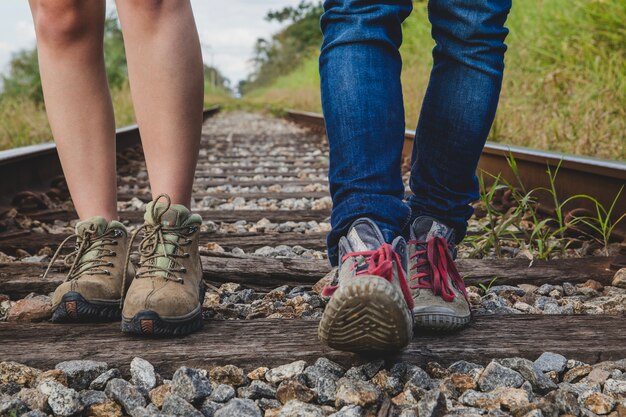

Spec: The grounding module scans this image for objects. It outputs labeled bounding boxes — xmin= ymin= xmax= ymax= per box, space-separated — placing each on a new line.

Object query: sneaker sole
xmin=51 ymin=292 xmax=121 ymax=323
xmin=318 ymin=276 xmax=413 ymax=353
xmin=120 ymin=284 xmax=205 ymax=337
xmin=413 ymin=311 xmax=471 ymax=331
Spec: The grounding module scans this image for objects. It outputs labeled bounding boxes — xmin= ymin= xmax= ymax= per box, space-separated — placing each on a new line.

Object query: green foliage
xmin=241 ymin=1 xmax=323 ymax=94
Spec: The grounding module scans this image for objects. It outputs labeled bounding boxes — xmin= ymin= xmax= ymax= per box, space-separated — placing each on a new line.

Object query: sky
xmin=0 ymin=0 xmax=304 ymax=85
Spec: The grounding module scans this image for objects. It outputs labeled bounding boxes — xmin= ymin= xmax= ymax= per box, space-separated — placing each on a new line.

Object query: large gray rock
xmin=0 ymin=397 xmax=29 ymax=416
xmin=214 ymin=398 xmax=262 ymax=417
xmin=535 ymin=352 xmax=568 ymax=374
xmin=171 ymin=366 xmax=212 ymax=403
xmin=130 ymin=357 xmax=157 ymax=390
xmin=497 ymin=357 xmax=557 ymax=393
xmin=266 ymin=361 xmax=307 ymax=384
xmin=278 ymin=399 xmax=326 ymax=417
xmin=55 ymin=360 xmax=108 ymax=390
xmin=209 ymin=384 xmax=235 ymax=403
xmin=238 ymin=380 xmax=276 ymax=400
xmin=162 ymin=393 xmax=204 ymax=417
xmin=79 ymin=389 xmax=108 ymax=407
xmin=417 ymin=389 xmax=448 ymax=417
xmin=39 ymin=380 xmax=83 ymax=417
xmin=335 ymin=377 xmax=382 ymax=408
xmin=104 ymin=378 xmax=147 ymax=414
xmin=477 ymin=361 xmax=524 ymax=392
xmin=315 ymin=376 xmax=337 ymax=405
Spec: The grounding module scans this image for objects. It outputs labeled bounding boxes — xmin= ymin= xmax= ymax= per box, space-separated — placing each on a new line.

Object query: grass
xmin=0 ymin=81 xmax=233 ymax=151
xmin=246 ymin=0 xmax=626 ymax=160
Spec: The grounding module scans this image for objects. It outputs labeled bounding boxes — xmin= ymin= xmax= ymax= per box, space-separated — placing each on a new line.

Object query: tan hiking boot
xmin=318 ymin=218 xmax=414 ymax=352
xmin=121 ymin=195 xmax=204 ymax=337
xmin=408 ymin=216 xmax=471 ymax=330
xmin=48 ymin=217 xmax=134 ymax=322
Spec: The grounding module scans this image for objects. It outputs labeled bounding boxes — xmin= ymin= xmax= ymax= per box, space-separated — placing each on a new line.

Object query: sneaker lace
xmin=408 ymin=236 xmax=468 ymax=303
xmin=322 ymin=243 xmax=414 ymax=310
xmin=120 ymin=195 xmax=196 ymax=304
xmin=42 ymin=226 xmax=119 ymax=281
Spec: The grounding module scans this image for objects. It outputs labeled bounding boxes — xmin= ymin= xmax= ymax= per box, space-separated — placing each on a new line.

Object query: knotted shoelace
xmin=322 ymin=243 xmax=414 ymax=310
xmin=120 ymin=194 xmax=196 ymax=304
xmin=43 ymin=226 xmax=119 ymax=281
xmin=408 ymin=236 xmax=469 ymax=303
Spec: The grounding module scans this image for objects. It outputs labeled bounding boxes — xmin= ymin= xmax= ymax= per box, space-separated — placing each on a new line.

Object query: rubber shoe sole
xmin=120 ymin=285 xmax=205 ymax=338
xmin=318 ymin=276 xmax=413 ymax=353
xmin=413 ymin=309 xmax=471 ymax=331
xmin=51 ymin=292 xmax=121 ymax=323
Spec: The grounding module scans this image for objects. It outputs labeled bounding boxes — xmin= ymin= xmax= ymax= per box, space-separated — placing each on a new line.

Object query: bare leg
xmin=115 ymin=0 xmax=204 ymax=207
xmin=29 ymin=0 xmax=117 ymax=221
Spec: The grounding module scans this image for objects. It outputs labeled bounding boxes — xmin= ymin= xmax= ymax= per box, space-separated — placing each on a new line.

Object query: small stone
xmin=149 ymin=383 xmax=171 ymax=408
xmin=21 ymin=411 xmax=49 ymax=417
xmin=90 ymin=368 xmax=121 ymax=390
xmin=559 ymin=381 xmax=601 ymax=398
xmin=478 ymin=361 xmax=524 ymax=392
xmin=80 ymin=389 xmax=108 ymax=408
xmin=276 ymin=379 xmax=316 ymax=404
xmin=247 ymin=367 xmax=269 ymax=381
xmin=0 ymin=398 xmax=29 ymax=416
xmin=162 ymin=393 xmax=204 ymax=417
xmin=417 ymin=388 xmax=447 ymax=417
xmin=171 ymin=366 xmax=212 ymax=403
xmin=313 ymin=269 xmax=337 ymax=295
xmin=130 ymin=404 xmax=164 ymax=417
xmin=448 ymin=361 xmax=484 ymax=377
xmin=104 ymin=378 xmax=146 ymax=415
xmin=580 ymin=391 xmax=615 ymax=414
xmin=6 ymin=295 xmax=52 ymax=322
xmin=535 ymin=352 xmax=568 ymax=374
xmin=613 ymin=269 xmax=626 ymax=289
xmin=404 ymin=365 xmax=433 ymax=389
xmin=329 ymin=405 xmax=364 ymax=417
xmin=488 ymin=285 xmax=526 ymax=296
xmin=458 ymin=389 xmax=499 ymax=410
xmin=131 ymin=357 xmax=157 ymax=390
xmin=17 ymin=387 xmax=48 ymax=411
xmin=426 ymin=362 xmax=450 ymax=379
xmin=555 ymin=388 xmax=580 ymax=416
xmin=451 ymin=373 xmax=477 ymax=393
xmin=586 ymin=368 xmax=612 ymax=385
xmin=371 ymin=370 xmax=403 ymax=396
xmin=266 ymin=361 xmax=307 ymax=384
xmin=55 ymin=359 xmax=108 ymax=390
xmin=497 ymin=357 xmax=557 ymax=393
xmin=335 ymin=377 xmax=382 ymax=408
xmin=278 ymin=399 xmax=326 ymax=417
xmin=0 ymin=361 xmax=41 ymax=386
xmin=315 ymin=376 xmax=337 ymax=405
xmin=564 ymin=365 xmax=593 ymax=383
xmin=563 ymin=282 xmax=576 ymax=296
xmin=493 ymin=386 xmax=530 ymax=411
xmin=200 ymin=399 xmax=222 ymax=417
xmin=604 ymin=379 xmax=626 ymax=399
xmin=214 ymin=398 xmax=262 ymax=417
xmin=210 ymin=364 xmax=246 ymax=386
xmin=238 ymin=380 xmax=276 ymax=399
xmin=257 ymin=397 xmax=282 ymax=411
xmin=210 ymin=384 xmax=235 ymax=403
xmin=579 ymin=279 xmax=604 ymax=291
xmin=45 ymin=382 xmax=83 ymax=416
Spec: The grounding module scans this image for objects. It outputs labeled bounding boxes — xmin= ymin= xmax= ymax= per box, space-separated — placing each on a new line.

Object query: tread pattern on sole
xmin=51 ymin=292 xmax=121 ymax=323
xmin=414 ymin=312 xmax=471 ymax=331
xmin=318 ymin=277 xmax=413 ymax=353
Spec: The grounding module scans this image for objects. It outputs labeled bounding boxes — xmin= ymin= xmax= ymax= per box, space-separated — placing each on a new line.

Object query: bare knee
xmin=33 ymin=0 xmax=99 ymax=48
xmin=118 ymin=0 xmax=189 ymax=22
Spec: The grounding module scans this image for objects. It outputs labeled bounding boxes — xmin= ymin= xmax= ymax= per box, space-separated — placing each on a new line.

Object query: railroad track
xmin=0 ymin=110 xmax=625 ymax=416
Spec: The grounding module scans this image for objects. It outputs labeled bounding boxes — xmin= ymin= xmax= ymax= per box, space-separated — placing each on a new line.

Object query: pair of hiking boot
xmin=318 ymin=216 xmax=471 ymax=352
xmin=46 ymin=195 xmax=204 ymax=337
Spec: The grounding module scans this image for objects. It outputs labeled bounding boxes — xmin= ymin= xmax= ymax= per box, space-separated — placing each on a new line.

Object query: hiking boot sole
xmin=121 ymin=308 xmax=203 ymax=337
xmin=51 ymin=292 xmax=121 ymax=323
xmin=318 ymin=276 xmax=413 ymax=352
xmin=413 ymin=308 xmax=471 ymax=331
xmin=120 ymin=284 xmax=205 ymax=337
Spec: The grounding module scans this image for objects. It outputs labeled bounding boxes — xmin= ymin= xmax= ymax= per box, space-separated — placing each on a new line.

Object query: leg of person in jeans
xmin=318 ymin=0 xmax=416 ymax=352
xmin=406 ymin=0 xmax=511 ymax=330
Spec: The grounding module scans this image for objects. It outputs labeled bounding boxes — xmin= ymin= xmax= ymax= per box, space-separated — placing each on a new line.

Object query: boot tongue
xmin=345 ymin=218 xmax=386 ymax=252
xmin=411 ymin=216 xmax=455 ymax=242
xmin=76 ymin=217 xmax=109 ymax=236
xmin=144 ymin=202 xmax=191 ymax=227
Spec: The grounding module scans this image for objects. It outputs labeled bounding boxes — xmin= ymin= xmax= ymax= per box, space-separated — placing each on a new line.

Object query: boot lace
xmin=408 ymin=236 xmax=468 ymax=303
xmin=120 ymin=195 xmax=197 ymax=303
xmin=42 ymin=226 xmax=120 ymax=281
xmin=322 ymin=243 xmax=414 ymax=310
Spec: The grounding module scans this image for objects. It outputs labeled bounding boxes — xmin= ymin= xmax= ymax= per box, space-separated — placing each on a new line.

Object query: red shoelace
xmin=408 ymin=236 xmax=469 ymax=303
xmin=322 ymin=243 xmax=415 ymax=310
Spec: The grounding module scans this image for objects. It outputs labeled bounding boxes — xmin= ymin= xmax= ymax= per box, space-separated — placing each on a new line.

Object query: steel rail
xmin=0 ymin=106 xmax=220 ymax=203
xmin=285 ymin=109 xmax=626 ymax=268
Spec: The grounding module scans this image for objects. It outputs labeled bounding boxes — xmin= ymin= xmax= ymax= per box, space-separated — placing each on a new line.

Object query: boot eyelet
xmin=183 ymin=253 xmax=190 ymax=258
xmin=180 ymin=267 xmax=187 ymax=273
xmin=104 ymin=270 xmax=110 ymax=275
xmin=110 ymin=252 xmax=117 ymax=257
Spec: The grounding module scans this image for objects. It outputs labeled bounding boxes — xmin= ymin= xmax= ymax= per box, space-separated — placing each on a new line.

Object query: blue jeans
xmin=320 ymin=0 xmax=511 ymax=266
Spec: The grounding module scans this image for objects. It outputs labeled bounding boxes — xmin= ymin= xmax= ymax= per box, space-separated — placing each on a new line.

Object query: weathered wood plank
xmin=19 ymin=209 xmax=331 ymax=225
xmin=0 ymin=255 xmax=614 ymax=298
xmin=0 ymin=315 xmax=623 ymax=376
